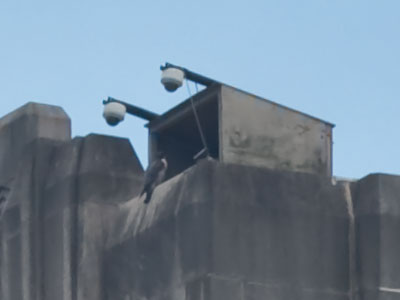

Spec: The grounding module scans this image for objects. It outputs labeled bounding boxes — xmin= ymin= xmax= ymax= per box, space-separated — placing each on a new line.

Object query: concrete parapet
xmin=0 ymin=102 xmax=71 ymax=181
xmin=354 ymin=174 xmax=400 ymax=300
xmin=40 ymin=134 xmax=144 ymax=300
xmin=105 ymin=160 xmax=351 ymax=300
xmin=105 ymin=163 xmax=400 ymax=300
xmin=0 ymin=103 xmax=144 ymax=300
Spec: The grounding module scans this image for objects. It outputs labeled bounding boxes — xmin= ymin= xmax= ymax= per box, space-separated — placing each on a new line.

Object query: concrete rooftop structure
xmin=147 ymin=84 xmax=334 ymax=179
xmin=0 ymin=88 xmax=399 ymax=300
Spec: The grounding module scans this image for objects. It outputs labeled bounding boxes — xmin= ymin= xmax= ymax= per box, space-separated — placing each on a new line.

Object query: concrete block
xmin=211 ymin=163 xmax=349 ymax=292
xmin=0 ymin=102 xmax=70 ymax=180
xmin=40 ymin=134 xmax=144 ymax=300
xmin=105 ymin=162 xmax=216 ymax=300
xmin=0 ymin=103 xmax=145 ymax=300
xmin=0 ymin=137 xmax=63 ymax=300
xmin=354 ymin=173 xmax=400 ymax=300
xmin=105 ymin=160 xmax=352 ymax=300
xmin=207 ymin=275 xmax=243 ymax=300
xmin=77 ymin=134 xmax=144 ymax=204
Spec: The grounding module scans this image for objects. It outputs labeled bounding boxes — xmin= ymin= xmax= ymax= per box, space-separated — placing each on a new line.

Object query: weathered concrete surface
xmin=105 ymin=161 xmax=400 ymax=300
xmin=220 ymin=85 xmax=333 ymax=176
xmin=0 ymin=103 xmax=144 ymax=300
xmin=1 ymin=138 xmax=61 ymax=300
xmin=354 ymin=174 xmax=400 ymax=300
xmin=0 ymin=102 xmax=71 ymax=300
xmin=0 ymin=102 xmax=71 ymax=183
xmin=41 ymin=134 xmax=144 ymax=300
xmin=105 ymin=160 xmax=352 ymax=300
xmin=2 ymin=102 xmax=400 ymax=300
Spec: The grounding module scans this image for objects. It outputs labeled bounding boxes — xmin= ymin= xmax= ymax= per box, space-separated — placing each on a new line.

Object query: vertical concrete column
xmin=41 ymin=134 xmax=144 ymax=300
xmin=0 ymin=102 xmax=71 ymax=300
xmin=42 ymin=138 xmax=83 ymax=300
xmin=0 ymin=102 xmax=71 ymax=179
xmin=354 ymin=174 xmax=400 ymax=300
xmin=74 ymin=134 xmax=144 ymax=300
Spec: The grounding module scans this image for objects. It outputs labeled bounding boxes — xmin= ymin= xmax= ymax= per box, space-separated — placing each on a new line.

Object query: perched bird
xmin=140 ymin=152 xmax=168 ymax=204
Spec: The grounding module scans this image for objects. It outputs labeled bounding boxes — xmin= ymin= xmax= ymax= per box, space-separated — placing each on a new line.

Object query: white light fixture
xmin=161 ymin=67 xmax=185 ymax=92
xmin=103 ymin=102 xmax=127 ymax=126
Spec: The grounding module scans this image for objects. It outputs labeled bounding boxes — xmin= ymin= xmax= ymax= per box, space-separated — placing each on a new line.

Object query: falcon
xmin=140 ymin=153 xmax=168 ymax=204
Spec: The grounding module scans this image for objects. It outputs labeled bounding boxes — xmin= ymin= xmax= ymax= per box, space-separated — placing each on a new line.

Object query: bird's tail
xmin=144 ymin=190 xmax=153 ymax=204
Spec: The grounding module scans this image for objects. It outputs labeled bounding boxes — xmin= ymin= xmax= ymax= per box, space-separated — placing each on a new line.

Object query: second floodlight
xmin=161 ymin=67 xmax=185 ymax=92
xmin=103 ymin=102 xmax=127 ymax=126
xmin=102 ymin=97 xmax=159 ymax=127
xmin=160 ymin=63 xmax=218 ymax=92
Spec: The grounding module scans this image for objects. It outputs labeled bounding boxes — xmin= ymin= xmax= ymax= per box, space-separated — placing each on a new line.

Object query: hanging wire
xmin=186 ymin=79 xmax=209 ymax=159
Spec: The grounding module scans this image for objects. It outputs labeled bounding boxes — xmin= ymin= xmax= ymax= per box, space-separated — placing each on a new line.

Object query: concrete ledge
xmin=105 ymin=160 xmax=351 ymax=300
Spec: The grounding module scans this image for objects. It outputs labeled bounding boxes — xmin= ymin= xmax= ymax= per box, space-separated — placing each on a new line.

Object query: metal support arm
xmin=160 ymin=62 xmax=219 ymax=87
xmin=103 ymin=97 xmax=159 ymax=121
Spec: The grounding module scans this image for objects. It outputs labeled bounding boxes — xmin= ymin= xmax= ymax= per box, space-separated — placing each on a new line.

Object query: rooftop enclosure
xmin=148 ymin=84 xmax=334 ymax=180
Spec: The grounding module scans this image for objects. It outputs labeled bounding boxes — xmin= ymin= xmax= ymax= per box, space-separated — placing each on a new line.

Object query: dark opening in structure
xmin=148 ymin=85 xmax=220 ymax=180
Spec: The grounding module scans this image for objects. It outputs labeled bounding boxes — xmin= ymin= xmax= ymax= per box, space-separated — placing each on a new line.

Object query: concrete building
xmin=0 ymin=85 xmax=400 ymax=300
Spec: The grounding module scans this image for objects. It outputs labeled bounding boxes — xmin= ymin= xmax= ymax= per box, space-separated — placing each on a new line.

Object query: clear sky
xmin=1 ymin=0 xmax=399 ymax=178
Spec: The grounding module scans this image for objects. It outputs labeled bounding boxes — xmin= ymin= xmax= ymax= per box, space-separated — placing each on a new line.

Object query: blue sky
xmin=0 ymin=0 xmax=399 ymax=178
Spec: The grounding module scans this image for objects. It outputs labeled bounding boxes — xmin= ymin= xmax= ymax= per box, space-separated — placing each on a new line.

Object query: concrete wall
xmin=220 ymin=85 xmax=333 ymax=176
xmin=0 ymin=103 xmax=144 ymax=300
xmin=354 ymin=174 xmax=400 ymax=300
xmin=105 ymin=160 xmax=351 ymax=300
xmin=0 ymin=103 xmax=71 ymax=300
xmin=105 ymin=160 xmax=400 ymax=300
xmin=1 ymin=102 xmax=400 ymax=300
xmin=0 ymin=102 xmax=71 ymax=181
